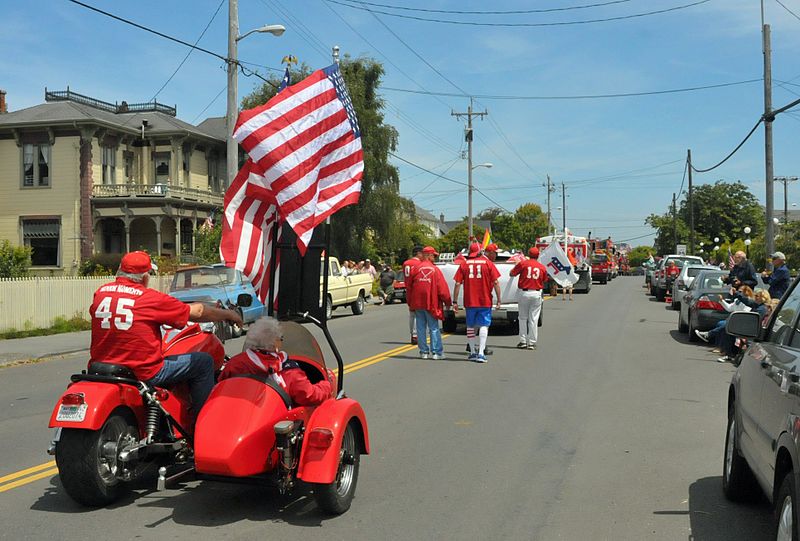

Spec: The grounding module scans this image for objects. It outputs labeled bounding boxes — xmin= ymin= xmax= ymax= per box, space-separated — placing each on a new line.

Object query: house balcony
xmin=92 ymin=183 xmax=224 ymax=206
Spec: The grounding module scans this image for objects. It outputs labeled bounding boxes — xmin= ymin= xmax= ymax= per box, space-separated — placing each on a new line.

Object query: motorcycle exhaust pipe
xmin=274 ymin=420 xmax=295 ymax=470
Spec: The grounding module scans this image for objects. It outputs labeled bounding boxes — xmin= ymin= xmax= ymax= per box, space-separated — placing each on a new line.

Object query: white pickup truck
xmin=437 ymin=252 xmax=542 ymax=332
xmin=321 ymin=257 xmax=373 ymax=319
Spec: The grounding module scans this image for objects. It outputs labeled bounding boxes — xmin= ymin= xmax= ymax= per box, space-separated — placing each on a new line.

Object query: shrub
xmin=0 ymin=240 xmax=31 ymax=278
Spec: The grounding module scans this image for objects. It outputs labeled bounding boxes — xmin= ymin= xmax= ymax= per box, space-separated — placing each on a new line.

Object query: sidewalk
xmin=0 ymin=330 xmax=91 ymax=366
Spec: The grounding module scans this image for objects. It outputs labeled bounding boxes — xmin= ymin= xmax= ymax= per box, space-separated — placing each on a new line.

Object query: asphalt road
xmin=0 ymin=279 xmax=776 ymax=540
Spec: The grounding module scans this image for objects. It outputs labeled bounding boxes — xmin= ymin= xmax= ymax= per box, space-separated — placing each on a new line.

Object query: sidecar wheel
xmin=56 ymin=412 xmax=138 ymax=507
xmin=313 ymin=422 xmax=360 ymax=515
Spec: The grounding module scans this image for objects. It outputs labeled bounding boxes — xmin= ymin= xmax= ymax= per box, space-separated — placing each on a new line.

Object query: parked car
xmin=648 ymin=258 xmax=664 ymax=296
xmin=389 ymin=271 xmax=407 ymax=303
xmin=722 ymin=273 xmax=800 ymax=539
xmin=653 ymin=255 xmax=704 ymax=301
xmin=322 ymin=257 xmax=373 ymax=319
xmin=671 ymin=264 xmax=719 ymax=310
xmin=677 ymin=269 xmax=729 ymax=339
xmin=169 ymin=264 xmax=265 ymax=337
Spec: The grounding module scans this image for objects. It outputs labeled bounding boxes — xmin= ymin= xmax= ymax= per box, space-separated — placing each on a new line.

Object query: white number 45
xmin=95 ymin=297 xmax=135 ymax=330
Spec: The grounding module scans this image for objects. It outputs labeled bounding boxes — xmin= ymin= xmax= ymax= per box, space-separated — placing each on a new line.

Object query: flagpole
xmin=267 ymin=220 xmax=280 ymax=317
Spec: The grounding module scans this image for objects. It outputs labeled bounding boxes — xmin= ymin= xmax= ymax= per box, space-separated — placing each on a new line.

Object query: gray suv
xmin=724 ymin=273 xmax=800 ymax=538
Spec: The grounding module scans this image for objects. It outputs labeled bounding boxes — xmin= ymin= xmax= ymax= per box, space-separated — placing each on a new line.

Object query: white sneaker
xmin=695 ymin=330 xmax=710 ymax=343
xmin=419 ymin=352 xmax=430 ymax=360
xmin=516 ymin=341 xmax=527 ymax=349
xmin=527 ymin=343 xmax=537 ymax=350
xmin=432 ymin=354 xmax=445 ymax=360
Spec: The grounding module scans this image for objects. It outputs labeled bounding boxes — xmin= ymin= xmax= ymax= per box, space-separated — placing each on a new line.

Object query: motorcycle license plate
xmin=56 ymin=404 xmax=88 ymax=422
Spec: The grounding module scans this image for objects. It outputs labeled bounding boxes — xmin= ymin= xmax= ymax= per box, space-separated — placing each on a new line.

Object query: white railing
xmin=0 ymin=275 xmax=173 ymax=333
xmin=92 ymin=183 xmax=223 ymax=205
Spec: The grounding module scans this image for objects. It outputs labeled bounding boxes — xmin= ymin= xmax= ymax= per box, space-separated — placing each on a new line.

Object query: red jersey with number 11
xmin=89 ymin=278 xmax=191 ymax=380
xmin=454 ymin=256 xmax=501 ymax=308
xmin=510 ymin=259 xmax=548 ymax=290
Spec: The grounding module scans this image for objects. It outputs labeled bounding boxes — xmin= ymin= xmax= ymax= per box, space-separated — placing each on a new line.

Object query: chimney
xmin=0 ymin=90 xmax=6 ymax=114
xmin=440 ymin=213 xmax=445 ymax=223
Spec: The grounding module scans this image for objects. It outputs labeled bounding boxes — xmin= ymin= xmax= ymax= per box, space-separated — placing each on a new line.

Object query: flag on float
xmin=539 ymin=242 xmax=579 ymax=287
xmin=201 ymin=210 xmax=215 ymax=231
xmin=727 ymin=247 xmax=735 ymax=269
xmin=480 ymin=228 xmax=492 ymax=250
xmin=278 ymin=67 xmax=291 ymax=92
xmin=220 ymin=159 xmax=280 ymax=304
xmin=232 ymin=63 xmax=363 ymax=254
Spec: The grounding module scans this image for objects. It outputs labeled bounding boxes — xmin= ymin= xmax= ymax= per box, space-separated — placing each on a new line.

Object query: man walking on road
xmin=453 ymin=242 xmax=501 ymax=363
xmin=510 ymin=247 xmax=547 ymax=350
xmin=408 ymin=246 xmax=452 ymax=360
xmin=403 ymin=246 xmax=424 ymax=345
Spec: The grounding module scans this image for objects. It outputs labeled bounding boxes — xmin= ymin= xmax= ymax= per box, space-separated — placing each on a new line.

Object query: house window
xmin=22 ymin=218 xmax=60 ymax=266
xmin=102 ymin=146 xmax=116 ymax=184
xmin=208 ymin=156 xmax=219 ymax=192
xmin=123 ymin=151 xmax=134 ymax=182
xmin=154 ymin=152 xmax=170 ymax=184
xmin=22 ymin=144 xmax=51 ymax=187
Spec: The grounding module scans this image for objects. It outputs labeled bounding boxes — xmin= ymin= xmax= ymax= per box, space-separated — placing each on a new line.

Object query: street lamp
xmin=744 ymin=226 xmax=751 ymax=257
xmin=466 ymin=162 xmax=493 ymax=239
xmin=227 ymin=8 xmax=285 ymax=186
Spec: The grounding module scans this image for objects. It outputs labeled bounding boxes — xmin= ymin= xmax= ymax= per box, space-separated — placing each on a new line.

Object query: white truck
xmin=321 ymin=257 xmax=373 ymax=319
xmin=437 ymin=251 xmax=542 ymax=333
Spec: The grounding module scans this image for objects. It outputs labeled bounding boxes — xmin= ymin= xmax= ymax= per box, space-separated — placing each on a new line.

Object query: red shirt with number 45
xmin=510 ymin=259 xmax=548 ymax=290
xmin=89 ymin=278 xmax=191 ymax=380
xmin=453 ymin=256 xmax=501 ymax=308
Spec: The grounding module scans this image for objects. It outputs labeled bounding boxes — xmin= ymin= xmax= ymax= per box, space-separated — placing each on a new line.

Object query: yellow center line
xmin=2 ymin=330 xmax=459 ymax=493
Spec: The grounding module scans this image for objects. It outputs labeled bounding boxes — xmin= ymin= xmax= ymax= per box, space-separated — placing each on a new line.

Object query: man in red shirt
xmin=89 ymin=251 xmax=243 ymax=412
xmin=408 ymin=246 xmax=452 ymax=360
xmin=452 ymin=242 xmax=501 ymax=363
xmin=484 ymin=243 xmax=499 ymax=262
xmin=510 ymin=247 xmax=548 ymax=350
xmin=219 ymin=317 xmax=333 ymax=406
xmin=402 ymin=245 xmax=424 ymax=345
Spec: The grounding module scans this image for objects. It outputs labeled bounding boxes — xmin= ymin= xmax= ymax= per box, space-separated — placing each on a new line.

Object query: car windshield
xmin=670 ymin=257 xmax=703 ymax=266
xmin=170 ymin=267 xmax=236 ymax=291
xmin=592 ymin=254 xmax=608 ymax=263
xmin=698 ymin=272 xmax=727 ymax=290
xmin=395 ymin=272 xmax=405 ymax=282
xmin=686 ymin=267 xmax=709 ymax=278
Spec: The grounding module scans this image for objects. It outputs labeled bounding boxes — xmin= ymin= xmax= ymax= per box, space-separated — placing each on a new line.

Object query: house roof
xmin=414 ymin=204 xmax=438 ymax=222
xmin=0 ymin=99 xmax=225 ymax=144
xmin=196 ymin=116 xmax=227 ymax=140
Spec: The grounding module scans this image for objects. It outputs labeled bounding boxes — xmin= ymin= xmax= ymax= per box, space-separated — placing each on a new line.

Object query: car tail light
xmin=306 ymin=428 xmax=334 ymax=449
xmin=696 ymin=296 xmax=724 ymax=311
xmin=61 ymin=393 xmax=85 ymax=406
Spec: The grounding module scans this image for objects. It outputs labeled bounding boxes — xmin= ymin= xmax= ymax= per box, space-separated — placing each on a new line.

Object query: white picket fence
xmin=0 ymin=275 xmax=174 ymax=333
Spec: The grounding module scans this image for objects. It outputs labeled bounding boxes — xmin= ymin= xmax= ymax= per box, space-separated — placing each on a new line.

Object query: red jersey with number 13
xmin=510 ymin=259 xmax=548 ymax=290
xmin=454 ymin=256 xmax=501 ymax=308
xmin=89 ymin=278 xmax=191 ymax=380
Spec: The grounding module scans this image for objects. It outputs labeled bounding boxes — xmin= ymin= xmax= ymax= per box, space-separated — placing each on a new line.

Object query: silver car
xmin=671 ymin=265 xmax=719 ymax=310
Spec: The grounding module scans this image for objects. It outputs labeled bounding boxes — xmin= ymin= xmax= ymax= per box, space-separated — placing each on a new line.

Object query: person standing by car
xmin=452 ymin=242 xmax=501 ymax=363
xmin=377 ymin=264 xmax=396 ymax=305
xmin=484 ymin=243 xmax=498 ymax=262
xmin=509 ymin=247 xmax=548 ymax=350
xmin=219 ymin=317 xmax=333 ymax=406
xmin=563 ymin=248 xmax=577 ymax=301
xmin=403 ymin=246 xmax=424 ymax=345
xmin=364 ymin=259 xmax=377 ymax=282
xmin=408 ymin=246 xmax=452 ymax=360
xmin=762 ymin=251 xmax=791 ymax=300
xmin=725 ymin=251 xmax=758 ymax=289
xmin=89 ymin=251 xmax=244 ymax=414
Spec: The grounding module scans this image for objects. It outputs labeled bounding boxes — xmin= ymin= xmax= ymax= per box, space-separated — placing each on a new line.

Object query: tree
xmin=0 ymin=240 xmax=31 ymax=278
xmin=240 ymin=56 xmax=400 ymax=260
xmin=627 ymin=245 xmax=654 ymax=267
xmin=194 ymin=221 xmax=222 ymax=265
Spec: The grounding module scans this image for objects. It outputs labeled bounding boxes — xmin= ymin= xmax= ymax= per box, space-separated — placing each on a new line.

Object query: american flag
xmin=220 ymin=159 xmax=280 ymax=304
xmin=232 ymin=63 xmax=363 ymax=253
xmin=727 ymin=247 xmax=735 ymax=269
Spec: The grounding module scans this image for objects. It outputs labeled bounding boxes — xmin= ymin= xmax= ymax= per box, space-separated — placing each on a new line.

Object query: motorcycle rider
xmin=219 ymin=317 xmax=333 ymax=406
xmin=89 ymin=251 xmax=243 ymax=413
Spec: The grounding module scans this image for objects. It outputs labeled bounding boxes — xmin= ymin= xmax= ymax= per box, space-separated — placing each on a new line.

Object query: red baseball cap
xmin=528 ymin=247 xmax=540 ymax=258
xmin=119 ymin=251 xmax=157 ymax=274
xmin=486 ymin=243 xmax=498 ymax=252
xmin=422 ymin=246 xmax=439 ymax=256
xmin=468 ymin=242 xmax=482 ymax=257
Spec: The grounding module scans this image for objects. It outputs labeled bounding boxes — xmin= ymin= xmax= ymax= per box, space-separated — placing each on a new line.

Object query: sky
xmin=2 ymin=0 xmax=800 ymax=246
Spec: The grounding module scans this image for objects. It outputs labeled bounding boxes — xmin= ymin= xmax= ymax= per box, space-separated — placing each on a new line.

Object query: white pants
xmin=518 ymin=290 xmax=543 ymax=345
xmin=409 ymin=310 xmax=417 ymax=337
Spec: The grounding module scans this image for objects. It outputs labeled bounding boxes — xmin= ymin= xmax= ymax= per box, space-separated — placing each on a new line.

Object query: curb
xmin=0 ymin=347 xmax=89 ymax=368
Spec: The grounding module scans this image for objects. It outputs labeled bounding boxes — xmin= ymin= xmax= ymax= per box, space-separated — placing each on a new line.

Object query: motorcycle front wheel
xmin=56 ymin=412 xmax=138 ymax=507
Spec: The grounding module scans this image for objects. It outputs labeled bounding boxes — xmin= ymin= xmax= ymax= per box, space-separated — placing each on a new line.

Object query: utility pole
xmin=687 ymin=149 xmax=694 ymax=255
xmin=226 ymin=0 xmax=239 ymax=188
xmin=672 ymin=192 xmax=678 ymax=252
xmin=762 ymin=1 xmax=776 ymax=268
xmin=775 ymin=176 xmax=798 ymax=225
xmin=544 ymin=175 xmax=555 ymax=236
xmin=452 ymin=97 xmax=487 ymax=239
xmin=561 ymin=183 xmax=567 ymax=233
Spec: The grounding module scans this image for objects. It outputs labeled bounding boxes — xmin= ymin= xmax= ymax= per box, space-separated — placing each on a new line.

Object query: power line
xmin=191 ymin=84 xmax=227 ymax=124
xmin=381 ymin=78 xmax=761 ymax=101
xmin=343 ymin=0 xmax=638 ymax=15
xmin=690 ymin=118 xmax=763 ymax=173
xmin=564 ymin=159 xmax=684 ymax=185
xmin=325 ymin=0 xmax=713 ymax=27
xmin=774 ymin=0 xmax=800 ymax=22
xmin=677 ymin=158 xmax=688 ymax=195
xmin=616 ymin=231 xmax=655 ymax=243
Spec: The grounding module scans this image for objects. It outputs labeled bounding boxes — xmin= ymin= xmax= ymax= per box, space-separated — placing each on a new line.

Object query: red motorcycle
xmin=48 ymin=311 xmax=368 ymax=515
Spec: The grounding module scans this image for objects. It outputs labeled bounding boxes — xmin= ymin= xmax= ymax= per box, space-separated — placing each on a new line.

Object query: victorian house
xmin=0 ymin=88 xmax=229 ymax=275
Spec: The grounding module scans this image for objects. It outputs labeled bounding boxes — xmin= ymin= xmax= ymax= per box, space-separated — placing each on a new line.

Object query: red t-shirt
xmin=219 ymin=349 xmax=332 ymax=406
xmin=510 ymin=259 xmax=548 ymax=290
xmin=453 ymin=256 xmax=501 ymax=308
xmin=89 ymin=278 xmax=191 ymax=380
xmin=407 ymin=261 xmax=452 ymax=319
xmin=402 ymin=257 xmax=422 ymax=302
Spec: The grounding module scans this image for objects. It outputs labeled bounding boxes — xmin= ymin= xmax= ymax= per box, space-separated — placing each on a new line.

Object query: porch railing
xmin=92 ymin=183 xmax=223 ymax=206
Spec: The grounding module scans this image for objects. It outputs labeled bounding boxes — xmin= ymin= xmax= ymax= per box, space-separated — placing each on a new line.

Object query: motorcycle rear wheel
xmin=313 ymin=422 xmax=360 ymax=515
xmin=56 ymin=412 xmax=138 ymax=507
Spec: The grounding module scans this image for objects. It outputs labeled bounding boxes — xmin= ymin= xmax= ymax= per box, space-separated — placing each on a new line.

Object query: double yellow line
xmin=0 ymin=336 xmax=449 ymax=494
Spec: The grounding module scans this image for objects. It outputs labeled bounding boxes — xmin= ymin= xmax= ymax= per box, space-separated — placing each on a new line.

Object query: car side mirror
xmin=726 ymin=311 xmax=760 ymax=339
xmin=237 ymin=293 xmax=253 ymax=307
